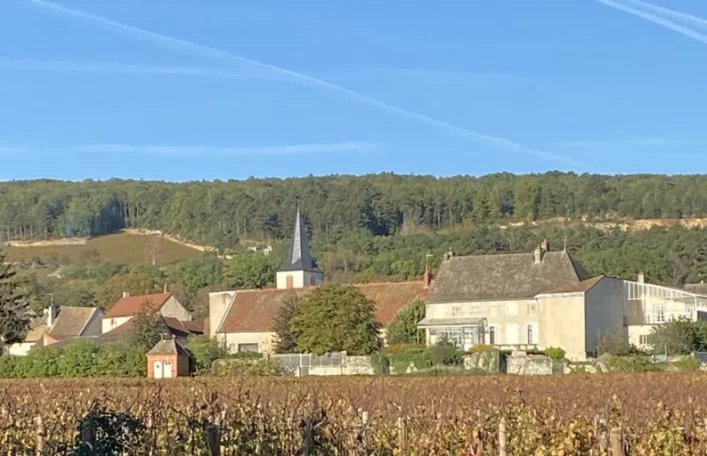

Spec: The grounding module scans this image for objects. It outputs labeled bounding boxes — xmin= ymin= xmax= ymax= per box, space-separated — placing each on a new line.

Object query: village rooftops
xmin=104 ymin=292 xmax=173 ymax=318
xmin=427 ymin=250 xmax=593 ymax=304
xmin=46 ymin=307 xmax=102 ymax=341
xmin=216 ymin=281 xmax=430 ymax=334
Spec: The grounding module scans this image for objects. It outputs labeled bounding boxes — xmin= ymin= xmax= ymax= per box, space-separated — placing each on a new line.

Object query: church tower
xmin=276 ymin=208 xmax=324 ymax=289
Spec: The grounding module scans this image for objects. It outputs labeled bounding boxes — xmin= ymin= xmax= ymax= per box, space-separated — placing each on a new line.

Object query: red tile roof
xmin=217 ymin=281 xmax=429 ymax=334
xmin=104 ymin=293 xmax=172 ymax=318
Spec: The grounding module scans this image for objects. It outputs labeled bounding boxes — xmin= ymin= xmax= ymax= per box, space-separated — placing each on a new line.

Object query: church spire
xmin=279 ymin=208 xmax=320 ymax=273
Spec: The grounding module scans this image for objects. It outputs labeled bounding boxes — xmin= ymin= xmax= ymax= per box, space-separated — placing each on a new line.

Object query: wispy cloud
xmin=555 ymin=137 xmax=684 ymax=148
xmin=622 ymin=0 xmax=707 ymax=30
xmin=594 ymin=0 xmax=707 ymax=45
xmin=24 ymin=0 xmax=581 ymax=166
xmin=0 ymin=58 xmax=245 ymax=78
xmin=1 ymin=142 xmax=379 ymax=157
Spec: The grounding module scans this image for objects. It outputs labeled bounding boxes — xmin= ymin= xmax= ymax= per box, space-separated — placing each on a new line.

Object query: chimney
xmin=637 ymin=272 xmax=645 ymax=284
xmin=122 ymin=291 xmax=130 ymax=298
xmin=423 ymin=264 xmax=433 ymax=288
xmin=163 ymin=284 xmax=169 ymax=294
xmin=534 ymin=246 xmax=543 ymax=264
xmin=47 ymin=299 xmax=58 ymax=328
xmin=540 ymin=238 xmax=549 ymax=252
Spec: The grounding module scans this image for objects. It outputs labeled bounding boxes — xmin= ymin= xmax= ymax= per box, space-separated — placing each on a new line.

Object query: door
xmin=153 ymin=361 xmax=163 ymax=379
xmin=164 ymin=361 xmax=173 ymax=378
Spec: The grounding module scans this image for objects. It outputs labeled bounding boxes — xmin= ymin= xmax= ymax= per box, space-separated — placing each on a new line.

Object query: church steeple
xmin=277 ymin=208 xmax=323 ymax=289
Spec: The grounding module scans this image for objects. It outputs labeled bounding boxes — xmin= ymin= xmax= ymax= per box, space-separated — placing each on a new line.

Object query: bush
xmin=212 ymin=358 xmax=287 ymax=377
xmin=468 ymin=344 xmax=496 ymax=354
xmin=187 ymin=335 xmax=229 ymax=375
xmin=602 ymin=355 xmax=661 ymax=373
xmin=596 ymin=335 xmax=640 ymax=357
xmin=545 ymin=347 xmax=566 ymax=361
xmin=673 ymin=356 xmax=702 ymax=372
xmin=429 ymin=338 xmax=463 ymax=366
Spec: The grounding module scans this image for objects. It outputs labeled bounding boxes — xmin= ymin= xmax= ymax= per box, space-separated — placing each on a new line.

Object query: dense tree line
xmin=2 ymin=173 xmax=707 ymax=248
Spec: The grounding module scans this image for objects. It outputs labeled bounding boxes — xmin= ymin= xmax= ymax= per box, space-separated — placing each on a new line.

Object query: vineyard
xmin=2 ymin=374 xmax=707 ymax=455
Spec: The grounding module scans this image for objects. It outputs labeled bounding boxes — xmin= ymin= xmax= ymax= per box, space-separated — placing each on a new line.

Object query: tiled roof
xmin=163 ymin=317 xmax=204 ymax=338
xmin=427 ymin=251 xmax=590 ymax=304
xmin=541 ymin=276 xmax=604 ymax=295
xmin=47 ymin=307 xmax=101 ymax=340
xmin=147 ymin=338 xmax=191 ymax=356
xmin=279 ymin=209 xmax=321 ymax=273
xmin=217 ymin=281 xmax=429 ymax=334
xmin=24 ymin=324 xmax=48 ymax=343
xmin=104 ymin=293 xmax=172 ymax=318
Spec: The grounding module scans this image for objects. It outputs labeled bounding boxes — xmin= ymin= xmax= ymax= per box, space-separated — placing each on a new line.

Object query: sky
xmin=1 ymin=0 xmax=707 ymax=181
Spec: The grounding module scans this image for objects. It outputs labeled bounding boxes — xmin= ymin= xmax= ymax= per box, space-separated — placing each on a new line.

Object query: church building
xmin=276 ymin=209 xmax=324 ymax=289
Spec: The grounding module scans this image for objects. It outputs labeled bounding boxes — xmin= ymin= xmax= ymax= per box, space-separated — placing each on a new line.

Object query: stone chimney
xmin=122 ymin=291 xmax=130 ymax=298
xmin=163 ymin=284 xmax=169 ymax=294
xmin=540 ymin=238 xmax=549 ymax=252
xmin=423 ymin=264 xmax=433 ymax=288
xmin=637 ymin=272 xmax=645 ymax=284
xmin=534 ymin=246 xmax=543 ymax=264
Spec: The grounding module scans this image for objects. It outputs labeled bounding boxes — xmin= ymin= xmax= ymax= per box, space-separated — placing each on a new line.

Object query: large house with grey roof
xmin=420 ymin=242 xmax=626 ymax=360
xmin=209 ymin=208 xmax=430 ymax=353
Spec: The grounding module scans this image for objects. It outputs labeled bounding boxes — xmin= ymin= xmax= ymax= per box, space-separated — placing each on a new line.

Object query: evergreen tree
xmin=0 ymin=251 xmax=30 ymax=351
xmin=273 ymin=292 xmax=302 ymax=353
xmin=386 ymin=298 xmax=426 ymax=345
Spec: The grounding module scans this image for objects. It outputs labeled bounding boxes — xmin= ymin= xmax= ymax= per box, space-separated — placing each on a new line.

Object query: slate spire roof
xmin=279 ymin=208 xmax=321 ymax=273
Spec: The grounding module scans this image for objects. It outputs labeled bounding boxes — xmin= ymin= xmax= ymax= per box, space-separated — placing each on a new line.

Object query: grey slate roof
xmin=279 ymin=208 xmax=321 ymax=273
xmin=427 ymin=251 xmax=593 ymax=304
xmin=147 ymin=338 xmax=191 ymax=356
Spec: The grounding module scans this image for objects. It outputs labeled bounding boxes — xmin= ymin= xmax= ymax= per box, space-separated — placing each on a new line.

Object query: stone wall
xmin=463 ymin=350 xmax=501 ymax=373
xmin=506 ymin=351 xmax=553 ymax=375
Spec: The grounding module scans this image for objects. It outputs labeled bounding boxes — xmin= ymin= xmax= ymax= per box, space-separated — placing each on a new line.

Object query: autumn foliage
xmin=2 ymin=374 xmax=707 ymax=454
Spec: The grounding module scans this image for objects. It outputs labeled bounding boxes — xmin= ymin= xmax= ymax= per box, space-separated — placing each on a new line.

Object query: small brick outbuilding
xmin=146 ymin=337 xmax=191 ymax=379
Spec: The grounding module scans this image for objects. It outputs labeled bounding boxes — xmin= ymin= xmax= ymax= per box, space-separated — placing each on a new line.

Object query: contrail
xmin=622 ymin=0 xmax=707 ymax=30
xmin=594 ymin=0 xmax=707 ymax=45
xmin=0 ymin=58 xmax=247 ymax=78
xmin=25 ymin=0 xmax=581 ymax=166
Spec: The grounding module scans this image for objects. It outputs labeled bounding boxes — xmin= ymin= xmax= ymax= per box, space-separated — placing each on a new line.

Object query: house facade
xmin=102 ymin=289 xmax=191 ymax=333
xmin=419 ymin=243 xmax=626 ymax=360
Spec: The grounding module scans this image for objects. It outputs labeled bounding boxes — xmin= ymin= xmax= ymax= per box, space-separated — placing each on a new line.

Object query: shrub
xmin=673 ymin=356 xmax=702 ymax=372
xmin=469 ymin=344 xmax=496 ymax=354
xmin=429 ymin=338 xmax=463 ymax=366
xmin=602 ymin=355 xmax=661 ymax=373
xmin=545 ymin=347 xmax=566 ymax=361
xmin=187 ymin=335 xmax=229 ymax=375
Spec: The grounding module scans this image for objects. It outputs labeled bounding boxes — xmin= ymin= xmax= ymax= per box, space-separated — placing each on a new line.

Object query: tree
xmin=650 ymin=319 xmax=705 ymax=356
xmin=129 ymin=308 xmax=169 ymax=350
xmin=222 ymin=254 xmax=276 ymax=290
xmin=290 ymin=284 xmax=381 ymax=355
xmin=272 ymin=292 xmax=302 ymax=353
xmin=187 ymin=335 xmax=228 ymax=374
xmin=95 ymin=273 xmax=159 ymax=310
xmin=386 ymin=298 xmax=426 ymax=345
xmin=0 ymin=251 xmax=30 ymax=351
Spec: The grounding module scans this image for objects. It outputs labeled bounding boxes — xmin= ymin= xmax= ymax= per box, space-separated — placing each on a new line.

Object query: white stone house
xmin=419 ymin=242 xmax=626 ymax=361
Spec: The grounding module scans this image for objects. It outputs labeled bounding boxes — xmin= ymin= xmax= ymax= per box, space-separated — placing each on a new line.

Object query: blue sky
xmin=1 ymin=0 xmax=707 ymax=181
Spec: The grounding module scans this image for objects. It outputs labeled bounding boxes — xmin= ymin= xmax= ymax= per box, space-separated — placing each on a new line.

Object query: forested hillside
xmin=1 ymin=173 xmax=706 ymax=248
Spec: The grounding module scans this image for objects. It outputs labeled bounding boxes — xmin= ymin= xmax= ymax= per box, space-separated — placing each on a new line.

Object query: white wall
xmin=537 ymin=294 xmax=586 ymax=361
xmin=160 ymin=296 xmax=192 ymax=321
xmin=7 ymin=342 xmax=36 ymax=356
xmin=102 ymin=316 xmax=131 ymax=334
xmin=217 ymin=331 xmax=277 ymax=354
xmin=628 ymin=325 xmax=655 ymax=349
xmin=209 ymin=291 xmax=235 ymax=338
xmin=276 ymin=270 xmax=323 ymax=289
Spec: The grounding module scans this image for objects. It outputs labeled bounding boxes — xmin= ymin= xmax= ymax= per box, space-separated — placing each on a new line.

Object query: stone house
xmin=420 ymin=242 xmax=626 ymax=360
xmin=102 ymin=288 xmax=192 ymax=333
xmin=209 ymin=208 xmax=430 ymax=353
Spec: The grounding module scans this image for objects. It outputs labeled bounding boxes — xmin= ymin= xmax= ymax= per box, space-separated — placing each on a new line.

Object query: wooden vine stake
xmin=610 ymin=427 xmax=623 ymax=456
xmin=397 ymin=417 xmax=408 ymax=455
xmin=34 ymin=416 xmax=45 ymax=456
xmin=498 ymin=417 xmax=507 ymax=456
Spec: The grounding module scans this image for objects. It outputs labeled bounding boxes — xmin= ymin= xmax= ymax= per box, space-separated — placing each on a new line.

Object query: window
xmin=528 ymin=303 xmax=537 ymax=315
xmin=654 ymin=305 xmax=666 ymax=323
xmin=527 ymin=324 xmax=534 ymax=344
xmin=238 ymin=343 xmax=259 ymax=353
xmin=639 ymin=335 xmax=654 ymax=346
xmin=451 ymin=306 xmax=462 ymax=317
xmin=310 ymin=276 xmax=316 ymax=286
xmin=489 ymin=326 xmax=496 ymax=345
xmin=506 ymin=302 xmax=519 ymax=316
